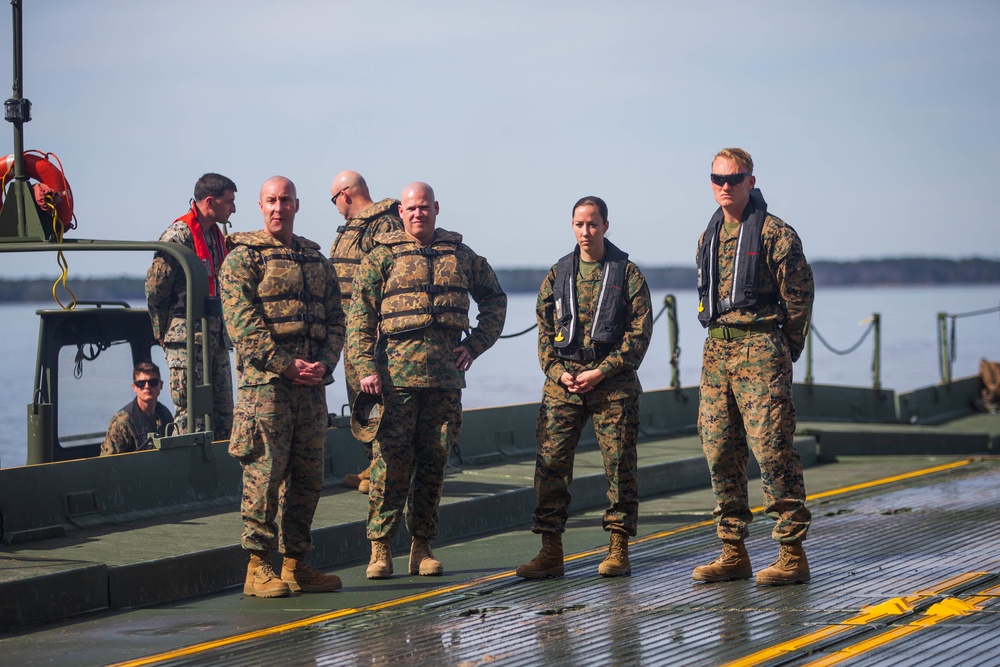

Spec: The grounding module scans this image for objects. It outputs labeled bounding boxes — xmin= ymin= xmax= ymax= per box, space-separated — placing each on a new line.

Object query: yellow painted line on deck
xmin=805 ymin=459 xmax=971 ymax=502
xmin=800 ymin=582 xmax=1000 ymax=667
xmin=107 ymin=457 xmax=978 ymax=667
xmin=720 ymin=572 xmax=991 ymax=667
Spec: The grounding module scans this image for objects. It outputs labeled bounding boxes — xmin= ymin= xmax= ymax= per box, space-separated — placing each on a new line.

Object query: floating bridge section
xmin=0 ymin=378 xmax=996 ymax=631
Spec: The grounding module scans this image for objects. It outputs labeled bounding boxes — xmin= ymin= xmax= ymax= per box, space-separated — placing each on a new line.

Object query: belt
xmin=708 ymin=321 xmax=776 ymax=340
xmin=555 ymin=344 xmax=610 ymax=362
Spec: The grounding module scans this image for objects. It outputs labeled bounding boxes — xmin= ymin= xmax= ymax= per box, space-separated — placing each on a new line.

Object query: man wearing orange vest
xmin=146 ymin=173 xmax=236 ymax=438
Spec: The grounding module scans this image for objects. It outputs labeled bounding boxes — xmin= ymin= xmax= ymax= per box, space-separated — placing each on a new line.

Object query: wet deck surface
xmin=5 ymin=455 xmax=1000 ymax=667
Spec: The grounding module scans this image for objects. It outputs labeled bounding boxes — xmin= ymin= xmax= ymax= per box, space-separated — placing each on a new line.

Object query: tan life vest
xmin=378 ymin=229 xmax=470 ymax=336
xmin=328 ymin=198 xmax=401 ymax=301
xmin=231 ymin=231 xmax=329 ymax=341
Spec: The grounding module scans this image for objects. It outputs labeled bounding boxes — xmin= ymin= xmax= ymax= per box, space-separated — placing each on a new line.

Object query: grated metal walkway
xmin=113 ymin=459 xmax=1000 ymax=667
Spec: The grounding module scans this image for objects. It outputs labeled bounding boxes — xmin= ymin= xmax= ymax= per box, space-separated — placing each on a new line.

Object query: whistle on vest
xmin=554 ymin=298 xmax=566 ymax=341
xmin=698 ymin=300 xmax=705 ymax=313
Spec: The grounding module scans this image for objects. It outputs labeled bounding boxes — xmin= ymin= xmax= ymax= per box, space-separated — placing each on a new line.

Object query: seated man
xmin=100 ymin=361 xmax=174 ymax=455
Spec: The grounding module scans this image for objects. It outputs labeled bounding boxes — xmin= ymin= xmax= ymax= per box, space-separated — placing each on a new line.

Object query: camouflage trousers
xmin=366 ymin=387 xmax=462 ymax=541
xmin=165 ymin=331 xmax=234 ymax=439
xmin=531 ymin=395 xmax=640 ymax=536
xmin=230 ymin=381 xmax=328 ymax=555
xmin=698 ymin=330 xmax=811 ymax=544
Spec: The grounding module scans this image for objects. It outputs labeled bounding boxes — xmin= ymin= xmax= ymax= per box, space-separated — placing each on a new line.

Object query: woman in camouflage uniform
xmin=516 ymin=196 xmax=652 ymax=579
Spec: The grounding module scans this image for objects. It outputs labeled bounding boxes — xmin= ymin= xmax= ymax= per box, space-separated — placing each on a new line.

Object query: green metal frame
xmin=0 ymin=239 xmax=214 ymax=462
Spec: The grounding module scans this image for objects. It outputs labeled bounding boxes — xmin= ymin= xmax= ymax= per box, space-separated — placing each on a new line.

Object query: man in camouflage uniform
xmin=220 ymin=176 xmax=345 ymax=598
xmin=516 ymin=196 xmax=652 ymax=580
xmin=692 ymin=148 xmax=814 ymax=586
xmin=146 ymin=173 xmax=236 ymax=438
xmin=101 ymin=361 xmax=174 ymax=456
xmin=349 ymin=181 xmax=506 ymax=580
xmin=329 ymin=170 xmax=403 ymax=493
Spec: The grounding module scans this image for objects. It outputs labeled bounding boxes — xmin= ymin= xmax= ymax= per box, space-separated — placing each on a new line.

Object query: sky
xmin=1 ymin=0 xmax=999 ymax=278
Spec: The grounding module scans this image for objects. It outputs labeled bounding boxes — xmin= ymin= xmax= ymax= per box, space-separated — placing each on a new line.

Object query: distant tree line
xmin=0 ymin=258 xmax=998 ymax=302
xmin=495 ymin=258 xmax=1000 ymax=293
xmin=0 ymin=277 xmax=146 ymax=305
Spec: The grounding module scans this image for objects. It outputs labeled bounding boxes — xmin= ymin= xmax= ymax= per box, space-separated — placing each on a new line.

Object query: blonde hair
xmin=713 ymin=148 xmax=754 ymax=174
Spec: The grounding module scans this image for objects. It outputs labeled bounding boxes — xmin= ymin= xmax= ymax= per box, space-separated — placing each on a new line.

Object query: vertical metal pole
xmin=665 ymin=294 xmax=680 ymax=390
xmin=804 ymin=326 xmax=813 ymax=385
xmin=937 ymin=312 xmax=950 ymax=384
xmin=871 ymin=312 xmax=881 ymax=391
xmin=8 ymin=0 xmax=28 ymax=236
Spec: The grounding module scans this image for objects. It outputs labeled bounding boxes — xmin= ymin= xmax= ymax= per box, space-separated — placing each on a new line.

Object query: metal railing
xmin=804 ymin=314 xmax=881 ymax=390
xmin=937 ymin=303 xmax=1000 ymax=384
xmin=497 ymin=293 xmax=1000 ymax=392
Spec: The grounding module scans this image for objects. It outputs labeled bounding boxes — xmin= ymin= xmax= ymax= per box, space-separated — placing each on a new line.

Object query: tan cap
xmin=350 ymin=391 xmax=383 ymax=443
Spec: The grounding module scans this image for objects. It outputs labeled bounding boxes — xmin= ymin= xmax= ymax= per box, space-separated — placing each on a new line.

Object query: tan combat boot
xmin=281 ymin=555 xmax=343 ymax=593
xmin=366 ymin=538 xmax=393 ymax=579
xmin=598 ymin=530 xmax=631 ymax=577
xmin=358 ymin=464 xmax=372 ymax=494
xmin=691 ymin=541 xmax=753 ymax=582
xmin=244 ymin=551 xmax=291 ymax=598
xmin=409 ymin=538 xmax=444 ymax=576
xmin=756 ymin=543 xmax=810 ymax=585
xmin=516 ymin=532 xmax=564 ymax=579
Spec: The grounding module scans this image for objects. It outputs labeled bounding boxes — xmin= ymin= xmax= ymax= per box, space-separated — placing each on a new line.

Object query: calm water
xmin=1 ymin=285 xmax=998 ymax=468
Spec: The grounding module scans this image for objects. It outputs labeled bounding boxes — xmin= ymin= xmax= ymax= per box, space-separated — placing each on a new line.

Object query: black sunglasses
xmin=331 ymin=188 xmax=348 ymax=205
xmin=134 ymin=379 xmax=163 ymax=389
xmin=710 ymin=173 xmax=750 ymax=187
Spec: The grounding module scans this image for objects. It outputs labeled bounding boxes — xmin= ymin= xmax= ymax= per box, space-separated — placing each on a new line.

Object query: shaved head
xmin=331 ymin=170 xmax=374 ymax=218
xmin=398 ymin=181 xmax=439 ymax=245
xmin=258 ymin=176 xmax=299 ymax=245
xmin=401 ymin=181 xmax=435 ymax=203
xmin=332 ymin=170 xmax=367 ymax=193
xmin=260 ymin=176 xmax=296 ymax=200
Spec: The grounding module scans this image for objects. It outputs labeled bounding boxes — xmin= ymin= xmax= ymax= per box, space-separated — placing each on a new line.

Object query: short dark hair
xmin=133 ymin=360 xmax=161 ymax=381
xmin=573 ymin=196 xmax=608 ymax=222
xmin=193 ymin=173 xmax=237 ymax=201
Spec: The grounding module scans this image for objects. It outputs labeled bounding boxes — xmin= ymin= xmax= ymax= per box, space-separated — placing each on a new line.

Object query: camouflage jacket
xmin=100 ymin=399 xmax=173 ymax=456
xmin=329 ymin=198 xmax=403 ymax=303
xmin=220 ymin=231 xmax=345 ymax=388
xmin=348 ymin=228 xmax=507 ymax=390
xmin=146 ymin=217 xmax=227 ymax=345
xmin=537 ymin=254 xmax=652 ymax=404
xmin=695 ymin=211 xmax=814 ymax=361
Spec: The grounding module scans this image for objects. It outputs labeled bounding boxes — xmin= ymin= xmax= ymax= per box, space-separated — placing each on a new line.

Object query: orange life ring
xmin=0 ymin=151 xmax=75 ymax=229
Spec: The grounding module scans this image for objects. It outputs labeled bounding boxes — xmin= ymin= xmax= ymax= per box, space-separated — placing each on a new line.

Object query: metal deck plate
xmin=115 ymin=460 xmax=1000 ymax=667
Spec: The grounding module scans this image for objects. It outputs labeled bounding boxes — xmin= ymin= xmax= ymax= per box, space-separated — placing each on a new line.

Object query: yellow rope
xmin=45 ymin=196 xmax=77 ymax=310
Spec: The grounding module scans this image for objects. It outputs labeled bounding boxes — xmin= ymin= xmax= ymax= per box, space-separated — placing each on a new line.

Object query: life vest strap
xmin=383 ymin=305 xmax=467 ymax=318
xmin=384 ymin=284 xmax=466 ymax=298
xmin=255 ymin=292 xmax=324 ymax=304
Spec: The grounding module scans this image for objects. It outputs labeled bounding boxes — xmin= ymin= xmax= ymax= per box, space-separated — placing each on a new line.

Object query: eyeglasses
xmin=331 ymin=188 xmax=348 ymax=205
xmin=710 ymin=173 xmax=750 ymax=187
xmin=134 ymin=379 xmax=163 ymax=389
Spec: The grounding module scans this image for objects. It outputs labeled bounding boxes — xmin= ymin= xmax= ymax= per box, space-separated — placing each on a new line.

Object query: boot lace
xmin=772 ymin=545 xmax=796 ymax=569
xmin=719 ymin=543 xmax=741 ymax=564
xmin=257 ymin=559 xmax=278 ymax=579
xmin=609 ymin=534 xmax=628 ymax=560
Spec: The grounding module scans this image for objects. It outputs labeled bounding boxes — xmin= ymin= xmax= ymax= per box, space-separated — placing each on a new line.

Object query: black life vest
xmin=552 ymin=240 xmax=629 ymax=361
xmin=696 ymin=188 xmax=778 ymax=327
xmin=123 ymin=398 xmax=173 ymax=450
